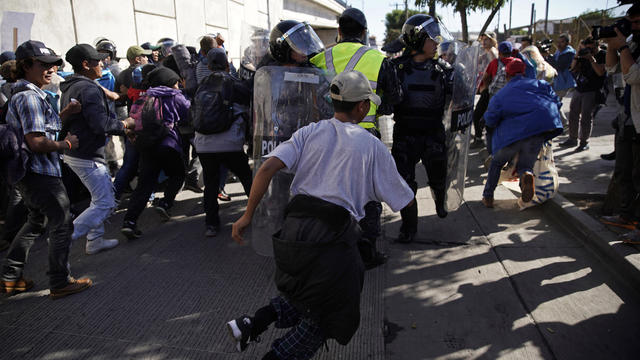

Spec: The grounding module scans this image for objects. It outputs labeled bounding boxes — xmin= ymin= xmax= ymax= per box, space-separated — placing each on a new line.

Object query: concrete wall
xmin=0 ymin=0 xmax=343 ymax=68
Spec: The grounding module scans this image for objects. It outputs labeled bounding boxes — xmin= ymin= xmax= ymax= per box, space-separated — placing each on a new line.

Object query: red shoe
xmin=218 ymin=190 xmax=231 ymax=202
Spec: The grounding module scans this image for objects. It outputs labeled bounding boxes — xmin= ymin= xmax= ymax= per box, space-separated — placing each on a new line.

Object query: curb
xmin=545 ymin=193 xmax=640 ymax=294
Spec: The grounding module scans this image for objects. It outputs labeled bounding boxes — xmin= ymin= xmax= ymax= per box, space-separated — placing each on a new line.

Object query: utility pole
xmin=405 ymin=0 xmax=409 ymax=22
xmin=529 ymin=3 xmax=535 ymax=36
xmin=545 ymin=0 xmax=550 ymax=35
xmin=509 ymin=0 xmax=512 ymax=35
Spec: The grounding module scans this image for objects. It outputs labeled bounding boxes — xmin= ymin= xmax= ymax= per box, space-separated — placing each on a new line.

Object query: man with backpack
xmin=0 ymin=40 xmax=92 ymax=298
xmin=61 ymin=44 xmax=135 ymax=255
xmin=121 ymin=67 xmax=190 ymax=239
xmin=192 ymin=48 xmax=253 ymax=237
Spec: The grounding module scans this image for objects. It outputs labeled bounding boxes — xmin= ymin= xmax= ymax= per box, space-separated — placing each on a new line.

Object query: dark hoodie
xmin=60 ymin=74 xmax=125 ymax=163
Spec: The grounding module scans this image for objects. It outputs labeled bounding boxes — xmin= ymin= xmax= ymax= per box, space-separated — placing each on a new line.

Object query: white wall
xmin=0 ymin=0 xmax=343 ymax=67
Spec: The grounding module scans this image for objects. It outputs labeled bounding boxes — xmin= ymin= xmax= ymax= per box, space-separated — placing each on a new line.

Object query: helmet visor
xmin=281 ymin=22 xmax=325 ymax=57
xmin=417 ymin=18 xmax=454 ymax=44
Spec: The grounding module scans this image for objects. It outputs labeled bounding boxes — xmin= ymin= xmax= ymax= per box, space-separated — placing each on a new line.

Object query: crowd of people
xmin=0 ymin=3 xmax=639 ymax=359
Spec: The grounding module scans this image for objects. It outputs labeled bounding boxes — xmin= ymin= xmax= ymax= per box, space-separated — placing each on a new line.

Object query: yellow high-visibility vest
xmin=311 ymin=42 xmax=385 ymax=130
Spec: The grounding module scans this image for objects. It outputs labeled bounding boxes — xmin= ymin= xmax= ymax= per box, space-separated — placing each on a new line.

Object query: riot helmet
xmin=94 ymin=38 xmax=117 ymax=60
xmin=156 ymin=38 xmax=175 ymax=58
xmin=402 ymin=14 xmax=453 ymax=52
xmin=269 ymin=20 xmax=325 ymax=64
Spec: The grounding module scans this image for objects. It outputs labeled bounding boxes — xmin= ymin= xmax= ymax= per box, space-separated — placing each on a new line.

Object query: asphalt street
xmin=1 ymin=94 xmax=640 ymax=359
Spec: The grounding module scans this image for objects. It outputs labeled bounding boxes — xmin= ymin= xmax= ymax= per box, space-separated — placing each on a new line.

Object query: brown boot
xmin=520 ymin=172 xmax=535 ymax=203
xmin=49 ymin=277 xmax=92 ymax=299
xmin=1 ymin=277 xmax=34 ymax=294
xmin=481 ymin=197 xmax=494 ymax=208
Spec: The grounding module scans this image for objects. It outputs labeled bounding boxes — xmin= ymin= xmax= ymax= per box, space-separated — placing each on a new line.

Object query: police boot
xmin=434 ymin=190 xmax=448 ymax=218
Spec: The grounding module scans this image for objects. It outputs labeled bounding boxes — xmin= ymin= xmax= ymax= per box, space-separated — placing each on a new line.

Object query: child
xmin=228 ymin=70 xmax=414 ymax=360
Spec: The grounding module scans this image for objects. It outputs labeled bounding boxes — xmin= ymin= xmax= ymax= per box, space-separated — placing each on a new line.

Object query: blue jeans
xmin=1 ymin=173 xmax=72 ymax=288
xmin=483 ymin=133 xmax=547 ymax=199
xmin=64 ymin=156 xmax=116 ymax=241
xmin=113 ymin=137 xmax=139 ymax=200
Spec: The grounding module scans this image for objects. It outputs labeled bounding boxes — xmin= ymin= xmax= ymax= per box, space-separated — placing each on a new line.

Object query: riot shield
xmin=251 ymin=66 xmax=334 ymax=256
xmin=443 ymin=43 xmax=480 ymax=212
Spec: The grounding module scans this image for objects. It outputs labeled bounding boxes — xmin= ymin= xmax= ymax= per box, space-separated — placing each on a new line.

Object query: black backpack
xmin=192 ymin=73 xmax=235 ymax=134
xmin=132 ymin=95 xmax=170 ymax=150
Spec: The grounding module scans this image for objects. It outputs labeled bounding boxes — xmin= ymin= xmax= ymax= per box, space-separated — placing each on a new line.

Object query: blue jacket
xmin=551 ymin=46 xmax=576 ymax=91
xmin=484 ymin=75 xmax=563 ymax=154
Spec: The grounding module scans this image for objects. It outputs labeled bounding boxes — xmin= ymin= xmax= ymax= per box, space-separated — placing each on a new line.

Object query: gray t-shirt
xmin=266 ymin=118 xmax=414 ymax=220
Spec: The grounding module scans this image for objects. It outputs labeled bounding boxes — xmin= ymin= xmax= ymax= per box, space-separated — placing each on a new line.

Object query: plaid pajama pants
xmin=270 ymin=296 xmax=325 ymax=360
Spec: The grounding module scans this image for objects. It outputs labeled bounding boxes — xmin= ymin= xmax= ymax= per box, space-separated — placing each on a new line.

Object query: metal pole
xmin=529 ymin=3 xmax=535 ymax=36
xmin=545 ymin=0 xmax=549 ymax=35
xmin=509 ymin=0 xmax=512 ymax=32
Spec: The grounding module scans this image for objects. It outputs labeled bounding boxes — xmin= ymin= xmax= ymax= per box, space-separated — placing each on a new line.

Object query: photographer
xmin=559 ymin=37 xmax=605 ymax=151
xmin=600 ymin=3 xmax=640 ymax=244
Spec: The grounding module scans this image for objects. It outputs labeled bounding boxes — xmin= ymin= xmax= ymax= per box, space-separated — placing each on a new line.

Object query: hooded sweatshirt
xmin=60 ymin=74 xmax=125 ymax=163
xmin=144 ymin=86 xmax=190 ymax=152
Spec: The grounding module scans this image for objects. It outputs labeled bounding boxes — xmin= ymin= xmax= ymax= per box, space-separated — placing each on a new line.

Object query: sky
xmin=356 ymin=0 xmax=631 ymax=44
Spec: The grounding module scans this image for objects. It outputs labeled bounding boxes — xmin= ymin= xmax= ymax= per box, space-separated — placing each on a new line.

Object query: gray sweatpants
xmin=568 ymin=90 xmax=597 ymax=142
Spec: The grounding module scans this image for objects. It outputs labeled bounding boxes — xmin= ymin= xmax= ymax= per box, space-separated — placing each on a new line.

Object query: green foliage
xmin=578 ymin=8 xmax=613 ymax=21
xmin=383 ymin=9 xmax=423 ymax=45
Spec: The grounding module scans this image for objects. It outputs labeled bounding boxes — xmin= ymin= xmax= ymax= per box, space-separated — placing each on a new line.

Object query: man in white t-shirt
xmin=226 ymin=71 xmax=414 ymax=360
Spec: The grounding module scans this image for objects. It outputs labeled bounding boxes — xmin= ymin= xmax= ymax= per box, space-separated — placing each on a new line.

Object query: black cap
xmin=0 ymin=51 xmax=15 ymax=64
xmin=339 ymin=8 xmax=367 ymax=29
xmin=15 ymin=40 xmax=63 ymax=65
xmin=207 ymin=48 xmax=228 ymax=70
xmin=65 ymin=44 xmax=108 ymax=68
xmin=147 ymin=67 xmax=180 ymax=88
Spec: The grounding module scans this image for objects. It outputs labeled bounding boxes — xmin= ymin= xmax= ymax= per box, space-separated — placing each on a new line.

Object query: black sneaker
xmin=600 ymin=151 xmax=616 ymax=161
xmin=396 ymin=232 xmax=415 ymax=244
xmin=154 ymin=200 xmax=171 ymax=221
xmin=121 ymin=221 xmax=142 ymax=240
xmin=364 ymin=251 xmax=389 ymax=270
xmin=226 ymin=315 xmax=257 ymax=352
xmin=575 ymin=142 xmax=590 ymax=152
xmin=183 ymin=181 xmax=203 ymax=193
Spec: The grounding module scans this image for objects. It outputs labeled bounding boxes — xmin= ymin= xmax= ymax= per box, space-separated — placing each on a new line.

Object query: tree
xmin=383 ymin=9 xmax=423 ymax=46
xmin=415 ymin=0 xmax=504 ymax=43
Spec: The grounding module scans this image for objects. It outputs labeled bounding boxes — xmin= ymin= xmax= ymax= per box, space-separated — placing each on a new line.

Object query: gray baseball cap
xmin=330 ymin=70 xmax=380 ymax=106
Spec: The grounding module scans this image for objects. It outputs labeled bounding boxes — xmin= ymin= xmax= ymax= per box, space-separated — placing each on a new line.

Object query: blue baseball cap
xmin=498 ymin=41 xmax=513 ymax=54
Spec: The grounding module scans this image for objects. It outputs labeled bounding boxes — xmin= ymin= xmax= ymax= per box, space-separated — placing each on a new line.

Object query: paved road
xmin=2 ymin=108 xmax=640 ymax=359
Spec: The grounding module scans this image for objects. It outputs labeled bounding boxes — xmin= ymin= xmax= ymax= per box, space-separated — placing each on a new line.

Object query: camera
xmin=536 ymin=38 xmax=553 ymax=53
xmin=592 ymin=18 xmax=632 ymax=40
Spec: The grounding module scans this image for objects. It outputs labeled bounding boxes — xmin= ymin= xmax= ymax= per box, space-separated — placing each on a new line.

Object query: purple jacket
xmin=146 ymin=86 xmax=190 ymax=152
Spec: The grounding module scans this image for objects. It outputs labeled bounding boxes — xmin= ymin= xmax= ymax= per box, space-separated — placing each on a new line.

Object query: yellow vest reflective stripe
xmin=311 ymin=42 xmax=385 ymax=130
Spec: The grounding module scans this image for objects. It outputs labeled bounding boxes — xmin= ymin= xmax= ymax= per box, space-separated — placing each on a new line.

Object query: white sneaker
xmin=85 ymin=238 xmax=119 ymax=255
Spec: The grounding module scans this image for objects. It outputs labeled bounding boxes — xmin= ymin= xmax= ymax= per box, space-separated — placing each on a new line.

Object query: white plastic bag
xmin=516 ymin=141 xmax=559 ymax=209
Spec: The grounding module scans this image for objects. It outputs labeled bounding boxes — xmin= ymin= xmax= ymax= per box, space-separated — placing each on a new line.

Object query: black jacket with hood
xmin=273 ymin=195 xmax=365 ymax=345
xmin=60 ymin=74 xmax=125 ymax=163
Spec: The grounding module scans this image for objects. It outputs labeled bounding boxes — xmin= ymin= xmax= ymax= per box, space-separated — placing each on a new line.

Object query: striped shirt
xmin=6 ymin=79 xmax=63 ymax=178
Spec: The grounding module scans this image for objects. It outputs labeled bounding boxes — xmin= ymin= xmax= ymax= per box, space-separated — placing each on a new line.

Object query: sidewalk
xmin=544 ymin=92 xmax=640 ymax=292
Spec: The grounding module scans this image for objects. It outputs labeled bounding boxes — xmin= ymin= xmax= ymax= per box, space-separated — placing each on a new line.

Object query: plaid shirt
xmin=6 ymin=79 xmax=63 ymax=178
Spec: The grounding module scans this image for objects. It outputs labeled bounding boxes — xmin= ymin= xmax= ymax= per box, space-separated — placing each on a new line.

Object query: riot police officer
xmin=258 ymin=20 xmax=324 ymax=68
xmin=310 ymin=8 xmax=402 ymax=268
xmin=392 ymin=14 xmax=454 ymax=244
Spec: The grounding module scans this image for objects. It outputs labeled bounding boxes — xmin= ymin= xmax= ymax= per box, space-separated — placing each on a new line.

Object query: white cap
xmin=330 ymin=70 xmax=381 ymax=106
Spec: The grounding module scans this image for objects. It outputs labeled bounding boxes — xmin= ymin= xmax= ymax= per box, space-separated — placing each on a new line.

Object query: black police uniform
xmin=392 ymin=55 xmax=453 ymax=237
